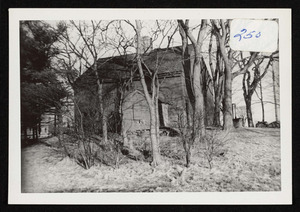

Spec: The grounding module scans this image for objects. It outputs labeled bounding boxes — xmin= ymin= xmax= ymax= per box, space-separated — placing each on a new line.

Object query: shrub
xmin=203 ymin=130 xmax=229 ymax=169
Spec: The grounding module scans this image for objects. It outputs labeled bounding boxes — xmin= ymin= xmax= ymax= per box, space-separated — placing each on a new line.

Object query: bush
xmin=256 ymin=121 xmax=268 ymax=128
xmin=268 ymin=121 xmax=280 ymax=128
xmin=203 ymin=130 xmax=229 ymax=169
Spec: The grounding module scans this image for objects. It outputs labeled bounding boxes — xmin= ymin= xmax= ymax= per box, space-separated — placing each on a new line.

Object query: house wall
xmin=77 ymin=72 xmax=215 ymax=133
xmin=159 ymin=75 xmax=186 ymax=128
xmin=103 ymin=76 xmax=187 ymax=132
xmin=120 ymin=75 xmax=187 ymax=131
xmin=122 ymin=90 xmax=150 ymax=132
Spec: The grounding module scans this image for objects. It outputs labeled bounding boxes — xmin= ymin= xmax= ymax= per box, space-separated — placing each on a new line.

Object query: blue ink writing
xmin=255 ymin=32 xmax=261 ymax=38
xmin=234 ymin=29 xmax=261 ymax=41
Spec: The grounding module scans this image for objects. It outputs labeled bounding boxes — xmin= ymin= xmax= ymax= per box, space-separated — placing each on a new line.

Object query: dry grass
xmin=21 ymin=128 xmax=280 ymax=193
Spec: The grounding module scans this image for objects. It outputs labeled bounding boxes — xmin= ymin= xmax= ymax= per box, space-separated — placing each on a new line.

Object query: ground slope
xmin=21 ymin=128 xmax=280 ymax=192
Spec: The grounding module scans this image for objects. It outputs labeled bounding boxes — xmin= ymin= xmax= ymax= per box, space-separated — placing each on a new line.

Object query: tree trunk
xmin=178 ymin=22 xmax=195 ymax=120
xmin=245 ymin=97 xmax=254 ymax=127
xmin=119 ymin=87 xmax=129 ymax=147
xmin=193 ymin=57 xmax=206 ymax=140
xmin=272 ymin=65 xmax=279 ymax=122
xmin=24 ymin=126 xmax=27 ymax=140
xmin=155 ymin=96 xmax=160 ymax=145
xmin=185 ymin=101 xmax=192 ymax=128
xmin=54 ymin=114 xmax=57 ymax=135
xmin=150 ymin=106 xmax=161 ymax=166
xmin=213 ymin=79 xmax=223 ymax=127
xmin=35 ymin=125 xmax=38 ymax=140
xmin=259 ymin=80 xmax=265 ymax=122
xmin=32 ymin=127 xmax=35 ymax=140
xmin=95 ymin=69 xmax=108 ymax=143
xmin=57 ymin=110 xmax=63 ymax=146
xmin=202 ymin=67 xmax=208 ymax=126
xmin=38 ymin=121 xmax=41 ymax=136
xmin=213 ymin=101 xmax=221 ymax=126
xmin=184 ymin=141 xmax=191 ymax=168
xmin=222 ymin=60 xmax=234 ymax=130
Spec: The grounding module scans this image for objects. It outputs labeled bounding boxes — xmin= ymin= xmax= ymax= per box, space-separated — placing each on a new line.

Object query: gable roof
xmin=74 ymin=45 xmax=192 ymax=89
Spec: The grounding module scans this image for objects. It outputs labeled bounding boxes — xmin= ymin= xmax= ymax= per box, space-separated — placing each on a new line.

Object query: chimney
xmin=141 ymin=36 xmax=153 ymax=53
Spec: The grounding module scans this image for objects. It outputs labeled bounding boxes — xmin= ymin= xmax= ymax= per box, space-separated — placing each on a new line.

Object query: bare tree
xmin=241 ymin=51 xmax=277 ymax=127
xmin=135 ymin=20 xmax=162 ymax=166
xmin=209 ymin=20 xmax=239 ymax=130
xmin=178 ymin=19 xmax=207 ymax=141
xmin=55 ymin=20 xmax=113 ymax=143
xmin=211 ymin=19 xmax=260 ymax=130
xmin=210 ymin=19 xmax=234 ymax=130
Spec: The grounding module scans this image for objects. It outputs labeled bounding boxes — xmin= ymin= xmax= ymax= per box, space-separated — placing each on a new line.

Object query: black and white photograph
xmin=9 ymin=9 xmax=292 ymax=204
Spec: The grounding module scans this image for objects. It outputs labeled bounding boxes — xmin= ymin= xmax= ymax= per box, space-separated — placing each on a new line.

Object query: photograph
xmin=9 ymin=9 xmax=292 ymax=204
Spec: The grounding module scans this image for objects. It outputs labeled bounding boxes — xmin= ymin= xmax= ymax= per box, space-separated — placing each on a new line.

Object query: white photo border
xmin=9 ymin=8 xmax=292 ymax=205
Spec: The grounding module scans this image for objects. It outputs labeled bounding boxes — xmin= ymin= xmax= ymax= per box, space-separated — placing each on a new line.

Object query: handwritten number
xmin=255 ymin=32 xmax=261 ymax=38
xmin=234 ymin=29 xmax=247 ymax=41
xmin=240 ymin=28 xmax=247 ymax=35
xmin=243 ymin=31 xmax=256 ymax=39
xmin=234 ymin=29 xmax=261 ymax=41
xmin=234 ymin=34 xmax=241 ymax=41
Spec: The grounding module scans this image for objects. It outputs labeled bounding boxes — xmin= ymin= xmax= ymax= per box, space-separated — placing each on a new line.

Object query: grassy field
xmin=21 ymin=128 xmax=280 ymax=193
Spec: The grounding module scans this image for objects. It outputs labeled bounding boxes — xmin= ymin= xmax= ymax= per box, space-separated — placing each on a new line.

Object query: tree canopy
xmin=21 ymin=21 xmax=68 ymax=130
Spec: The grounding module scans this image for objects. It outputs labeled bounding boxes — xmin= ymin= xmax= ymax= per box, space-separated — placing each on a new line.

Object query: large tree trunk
xmin=193 ymin=55 xmax=206 ymax=140
xmin=220 ymin=34 xmax=234 ymax=130
xmin=222 ymin=63 xmax=234 ymax=130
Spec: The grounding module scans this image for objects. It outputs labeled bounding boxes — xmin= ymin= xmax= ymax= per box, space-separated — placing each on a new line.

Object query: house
xmin=74 ymin=44 xmax=215 ymax=134
xmin=21 ymin=99 xmax=74 ymax=140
